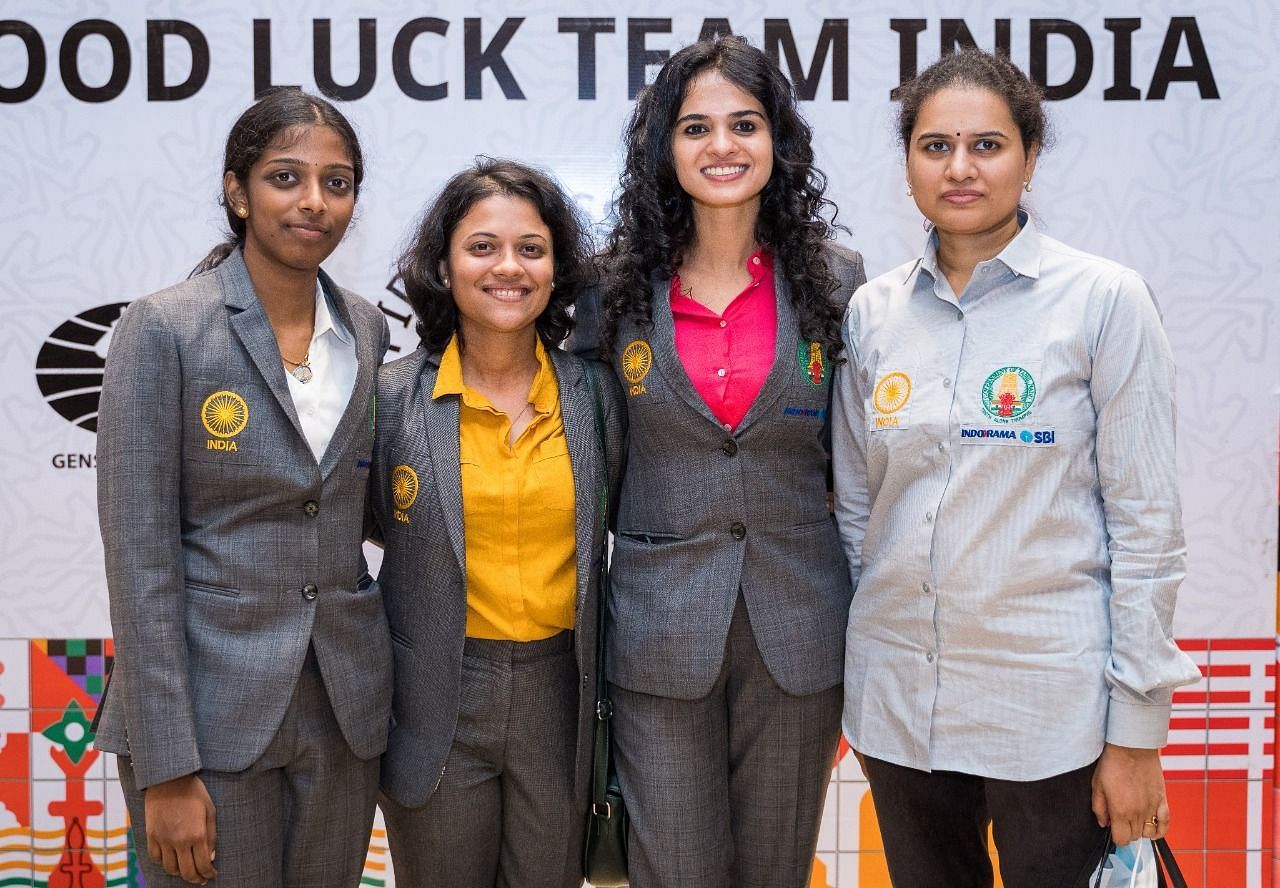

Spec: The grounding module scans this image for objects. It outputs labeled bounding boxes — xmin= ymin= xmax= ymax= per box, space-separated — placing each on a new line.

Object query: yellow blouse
xmin=433 ymin=335 xmax=577 ymax=640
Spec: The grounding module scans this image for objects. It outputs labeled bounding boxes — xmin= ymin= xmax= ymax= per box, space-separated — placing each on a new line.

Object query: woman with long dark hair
xmin=95 ymin=88 xmax=391 ymax=886
xmin=372 ymin=158 xmax=625 ymax=887
xmin=832 ymin=49 xmax=1201 ymax=886
xmin=571 ymin=36 xmax=865 ymax=887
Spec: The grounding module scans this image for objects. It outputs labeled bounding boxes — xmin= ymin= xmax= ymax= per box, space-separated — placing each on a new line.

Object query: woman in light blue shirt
xmin=831 ymin=48 xmax=1201 ymax=886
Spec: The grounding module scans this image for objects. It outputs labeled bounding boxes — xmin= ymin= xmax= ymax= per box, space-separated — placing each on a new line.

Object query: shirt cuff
xmin=1105 ymin=698 xmax=1173 ymax=749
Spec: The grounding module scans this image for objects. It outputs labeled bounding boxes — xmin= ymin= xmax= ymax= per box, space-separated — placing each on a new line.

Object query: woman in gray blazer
xmin=371 ymin=159 xmax=625 ymax=887
xmin=95 ymin=89 xmax=392 ymax=887
xmin=569 ymin=37 xmax=865 ymax=888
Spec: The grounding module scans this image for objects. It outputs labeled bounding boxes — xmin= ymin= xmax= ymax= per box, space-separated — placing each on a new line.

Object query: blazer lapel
xmin=319 ymin=274 xmax=376 ymax=478
xmin=736 ymin=265 xmax=802 ymax=433
xmin=219 ymin=251 xmax=308 ymax=445
xmin=648 ymin=277 xmax=721 ymax=427
xmin=550 ymin=350 xmax=598 ymax=623
xmin=421 ymin=356 xmax=467 ymax=573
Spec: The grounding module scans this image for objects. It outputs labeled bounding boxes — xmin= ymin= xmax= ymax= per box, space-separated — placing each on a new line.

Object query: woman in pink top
xmin=570 ymin=35 xmax=865 ymax=888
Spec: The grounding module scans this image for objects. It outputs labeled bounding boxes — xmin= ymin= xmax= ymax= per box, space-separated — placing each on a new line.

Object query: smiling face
xmin=224 ymin=124 xmax=356 ymax=274
xmin=443 ymin=194 xmax=555 ymax=341
xmin=671 ymin=70 xmax=774 ymax=212
xmin=905 ymin=86 xmax=1038 ymax=242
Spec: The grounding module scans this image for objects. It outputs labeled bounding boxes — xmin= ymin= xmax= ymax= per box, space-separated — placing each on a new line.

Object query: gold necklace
xmin=281 ymin=349 xmax=313 ymax=384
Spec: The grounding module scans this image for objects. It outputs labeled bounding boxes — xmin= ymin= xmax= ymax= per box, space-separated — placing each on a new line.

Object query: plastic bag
xmin=1091 ymin=839 xmax=1158 ymax=888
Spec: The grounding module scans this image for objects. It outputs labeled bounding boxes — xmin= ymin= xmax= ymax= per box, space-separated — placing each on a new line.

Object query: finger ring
xmin=1146 ymin=815 xmax=1159 ymax=826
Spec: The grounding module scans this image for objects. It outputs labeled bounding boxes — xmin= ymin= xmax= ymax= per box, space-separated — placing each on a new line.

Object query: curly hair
xmin=395 ymin=158 xmax=592 ymax=354
xmin=600 ymin=35 xmax=845 ymax=359
xmin=896 ymin=49 xmax=1053 ymax=157
xmin=193 ymin=87 xmax=364 ymax=276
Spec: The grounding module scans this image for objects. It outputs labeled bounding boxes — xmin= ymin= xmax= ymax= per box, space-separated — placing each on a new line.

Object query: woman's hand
xmin=144 ymin=773 xmax=218 ymax=884
xmin=1091 ymin=743 xmax=1169 ymax=845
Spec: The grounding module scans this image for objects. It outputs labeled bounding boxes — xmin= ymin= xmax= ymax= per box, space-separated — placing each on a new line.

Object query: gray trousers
xmin=380 ymin=631 xmax=583 ymax=888
xmin=611 ymin=594 xmax=842 ymax=888
xmin=117 ymin=647 xmax=380 ymax=888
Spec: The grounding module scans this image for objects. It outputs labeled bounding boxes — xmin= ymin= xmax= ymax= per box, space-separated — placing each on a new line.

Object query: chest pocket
xmin=529 ymin=435 xmax=575 ymax=512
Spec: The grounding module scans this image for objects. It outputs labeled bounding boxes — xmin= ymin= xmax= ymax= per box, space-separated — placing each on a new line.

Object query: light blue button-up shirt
xmin=832 ymin=218 xmax=1201 ymax=781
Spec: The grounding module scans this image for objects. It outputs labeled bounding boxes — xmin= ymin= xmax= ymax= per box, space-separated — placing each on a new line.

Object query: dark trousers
xmin=862 ymin=755 xmax=1106 ymax=888
xmin=380 ymin=631 xmax=582 ymax=888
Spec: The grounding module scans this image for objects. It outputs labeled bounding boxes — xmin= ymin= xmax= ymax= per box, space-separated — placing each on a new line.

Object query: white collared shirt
xmin=285 ymin=281 xmax=357 ymax=461
xmin=832 ymin=217 xmax=1201 ymax=780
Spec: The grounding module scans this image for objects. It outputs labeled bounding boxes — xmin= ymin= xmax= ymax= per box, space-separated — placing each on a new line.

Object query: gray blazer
xmin=371 ymin=345 xmax=626 ymax=810
xmin=570 ymin=245 xmax=866 ymax=699
xmin=94 ymin=248 xmax=393 ymax=790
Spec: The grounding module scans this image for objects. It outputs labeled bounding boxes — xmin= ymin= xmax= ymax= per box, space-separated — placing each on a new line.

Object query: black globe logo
xmin=35 ymin=302 xmax=129 ymax=433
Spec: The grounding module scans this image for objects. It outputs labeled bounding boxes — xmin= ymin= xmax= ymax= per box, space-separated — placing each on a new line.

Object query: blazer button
xmin=301 ymin=583 xmax=319 ymax=601
xmin=730 ymin=522 xmax=746 ymax=540
xmin=303 ymin=500 xmax=320 ymax=517
xmin=721 ymin=439 xmax=738 ymax=457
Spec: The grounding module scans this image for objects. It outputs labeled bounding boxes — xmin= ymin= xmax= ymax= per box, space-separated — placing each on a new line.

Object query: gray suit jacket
xmin=569 ymin=244 xmax=866 ymax=699
xmin=94 ymin=248 xmax=393 ymax=790
xmin=371 ymin=344 xmax=625 ymax=810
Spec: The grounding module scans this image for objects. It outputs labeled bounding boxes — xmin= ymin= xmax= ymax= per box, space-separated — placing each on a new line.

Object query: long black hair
xmin=192 ymin=87 xmax=365 ymax=276
xmin=600 ymin=36 xmax=845 ymax=358
xmin=394 ymin=158 xmax=592 ymax=353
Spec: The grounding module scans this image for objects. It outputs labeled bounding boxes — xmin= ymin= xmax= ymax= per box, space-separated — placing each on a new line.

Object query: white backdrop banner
xmin=1 ymin=2 xmax=1276 ymax=886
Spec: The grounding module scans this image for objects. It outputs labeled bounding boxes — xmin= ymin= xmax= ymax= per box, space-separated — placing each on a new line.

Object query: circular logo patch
xmin=200 ymin=391 xmax=249 ymax=438
xmin=981 ymin=366 xmax=1036 ymax=422
xmin=391 ymin=465 xmax=419 ymax=511
xmin=873 ymin=372 xmax=911 ymax=414
xmin=621 ymin=340 xmax=653 ymax=385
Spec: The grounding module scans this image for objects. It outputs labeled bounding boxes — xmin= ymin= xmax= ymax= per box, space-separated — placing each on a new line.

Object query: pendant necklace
xmin=282 ymin=349 xmax=313 ymax=383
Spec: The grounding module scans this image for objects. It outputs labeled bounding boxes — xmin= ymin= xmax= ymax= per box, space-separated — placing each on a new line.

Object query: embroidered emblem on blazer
xmin=391 ymin=465 xmax=419 ymax=523
xmin=622 ymin=340 xmax=653 ymax=396
xmin=798 ymin=340 xmax=827 ymax=386
xmin=201 ymin=390 xmax=248 ymax=451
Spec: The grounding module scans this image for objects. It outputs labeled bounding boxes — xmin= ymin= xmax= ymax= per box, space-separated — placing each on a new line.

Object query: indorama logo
xmin=35 ymin=303 xmax=129 ymax=432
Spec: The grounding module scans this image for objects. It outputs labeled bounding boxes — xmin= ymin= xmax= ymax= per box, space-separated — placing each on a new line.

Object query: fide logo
xmin=35 ymin=302 xmax=130 ymax=433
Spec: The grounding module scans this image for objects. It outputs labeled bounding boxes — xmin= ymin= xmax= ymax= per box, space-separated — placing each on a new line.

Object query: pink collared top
xmin=670 ymin=250 xmax=777 ymax=431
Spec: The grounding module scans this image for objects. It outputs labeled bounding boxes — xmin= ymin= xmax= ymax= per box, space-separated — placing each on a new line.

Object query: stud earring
xmin=235 ymin=206 xmax=248 ymax=218
xmin=905 ymin=183 xmax=913 ymax=197
xmin=441 ymin=276 xmax=450 ymax=287
xmin=1023 ymin=181 xmax=1033 ymax=193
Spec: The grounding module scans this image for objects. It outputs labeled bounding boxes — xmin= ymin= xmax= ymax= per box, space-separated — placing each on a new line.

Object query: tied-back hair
xmin=895 ymin=48 xmax=1052 ymax=157
xmin=600 ymin=35 xmax=845 ymax=359
xmin=191 ymin=87 xmax=365 ymax=277
xmin=394 ymin=158 xmax=592 ymax=354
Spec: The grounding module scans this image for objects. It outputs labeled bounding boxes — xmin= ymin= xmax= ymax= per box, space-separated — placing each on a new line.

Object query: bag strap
xmin=1153 ymin=838 xmax=1187 ymax=888
xmin=582 ymin=362 xmax=615 ymax=818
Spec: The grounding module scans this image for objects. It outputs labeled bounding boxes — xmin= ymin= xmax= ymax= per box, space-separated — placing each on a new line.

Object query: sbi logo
xmin=1019 ymin=429 xmax=1056 ymax=444
xmin=35 ymin=303 xmax=129 ymax=432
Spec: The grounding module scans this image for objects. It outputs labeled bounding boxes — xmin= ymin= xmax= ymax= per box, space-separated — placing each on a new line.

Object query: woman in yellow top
xmin=370 ymin=158 xmax=625 ymax=887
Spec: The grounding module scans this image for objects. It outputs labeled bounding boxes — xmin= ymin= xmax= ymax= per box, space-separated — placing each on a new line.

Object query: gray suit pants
xmin=117 ymin=647 xmax=380 ymax=887
xmin=380 ymin=631 xmax=583 ymax=888
xmin=611 ymin=594 xmax=842 ymax=888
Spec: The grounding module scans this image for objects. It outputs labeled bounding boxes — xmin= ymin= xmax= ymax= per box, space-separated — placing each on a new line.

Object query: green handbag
xmin=582 ymin=363 xmax=630 ymax=887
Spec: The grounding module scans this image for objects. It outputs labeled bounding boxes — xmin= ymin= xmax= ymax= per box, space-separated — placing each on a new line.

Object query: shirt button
xmin=730 ymin=522 xmax=747 ymax=540
xmin=716 ymin=368 xmax=726 ymax=377
xmin=719 ymin=320 xmax=727 ymax=328
xmin=301 ymin=583 xmax=318 ymax=601
xmin=752 ymin=256 xmax=761 ymax=265
xmin=721 ymin=439 xmax=739 ymax=457
xmin=926 ymin=652 xmax=935 ymax=663
xmin=937 ymin=441 xmax=948 ymax=452
xmin=722 ymin=422 xmax=733 ymax=432
xmin=956 ymin=310 xmax=963 ymax=321
xmin=922 ymin=582 xmax=932 ymax=595
xmin=303 ymin=500 xmax=319 ymax=517
xmin=943 ymin=377 xmax=952 ymax=388
xmin=925 ymin=511 xmax=934 ymax=522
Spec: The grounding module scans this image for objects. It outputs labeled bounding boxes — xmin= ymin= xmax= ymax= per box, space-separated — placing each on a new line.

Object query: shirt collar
xmin=312 ymin=280 xmax=353 ymax=345
xmin=432 ymin=333 xmax=558 ymax=414
xmin=904 ymin=211 xmax=1042 ymax=286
